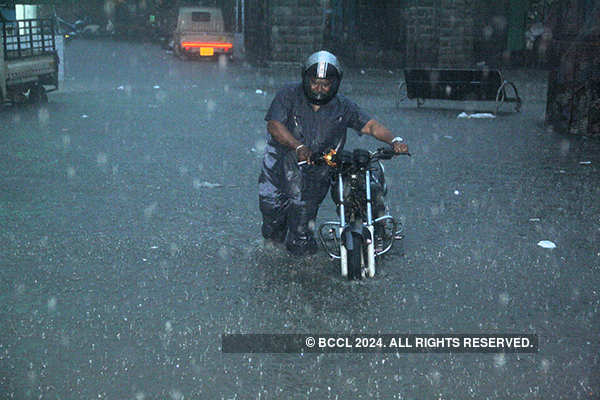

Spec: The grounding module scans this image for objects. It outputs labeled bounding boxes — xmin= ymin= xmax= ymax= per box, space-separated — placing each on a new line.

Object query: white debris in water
xmin=360 ymin=69 xmax=365 ymax=74
xmin=153 ymin=85 xmax=160 ymax=89
xmin=579 ymin=161 xmax=591 ymax=165
xmin=529 ymin=218 xmax=540 ymax=222
xmin=457 ymin=112 xmax=495 ymax=119
xmin=537 ymin=240 xmax=556 ymax=249
xmin=165 ymin=321 xmax=173 ymax=333
xmin=453 ymin=190 xmax=460 ymax=195
xmin=256 ymin=89 xmax=264 ymax=95
xmin=193 ymin=180 xmax=222 ymax=189
xmin=81 ymin=114 xmax=88 ymax=119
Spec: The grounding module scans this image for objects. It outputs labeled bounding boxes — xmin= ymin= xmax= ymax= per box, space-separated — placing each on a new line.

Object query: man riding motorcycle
xmin=258 ymin=50 xmax=409 ymax=256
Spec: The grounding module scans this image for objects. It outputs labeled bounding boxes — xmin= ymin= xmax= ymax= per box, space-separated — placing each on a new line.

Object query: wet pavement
xmin=1 ymin=39 xmax=599 ymax=399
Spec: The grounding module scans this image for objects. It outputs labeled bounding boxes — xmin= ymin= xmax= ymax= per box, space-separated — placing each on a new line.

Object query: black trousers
xmin=258 ymin=146 xmax=329 ymax=253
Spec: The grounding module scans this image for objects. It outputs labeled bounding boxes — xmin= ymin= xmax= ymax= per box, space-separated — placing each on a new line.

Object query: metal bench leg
xmin=495 ymin=83 xmax=506 ymax=114
xmin=505 ymin=81 xmax=522 ymax=112
xmin=497 ymin=80 xmax=522 ymax=113
xmin=396 ymin=81 xmax=407 ymax=109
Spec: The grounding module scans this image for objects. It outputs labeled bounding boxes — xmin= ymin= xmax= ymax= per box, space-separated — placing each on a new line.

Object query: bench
xmin=396 ymin=68 xmax=521 ymax=114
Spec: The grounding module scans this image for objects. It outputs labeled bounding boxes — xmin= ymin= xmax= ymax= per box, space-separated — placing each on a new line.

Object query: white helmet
xmin=302 ymin=50 xmax=343 ymax=105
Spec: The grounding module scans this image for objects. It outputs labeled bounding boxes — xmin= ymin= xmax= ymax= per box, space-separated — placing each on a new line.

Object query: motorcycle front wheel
xmin=347 ymin=234 xmax=364 ymax=280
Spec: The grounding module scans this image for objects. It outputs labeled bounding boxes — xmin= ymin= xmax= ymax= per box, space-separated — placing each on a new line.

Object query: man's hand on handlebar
xmin=296 ymin=144 xmax=313 ymax=164
xmin=392 ymin=141 xmax=409 ymax=154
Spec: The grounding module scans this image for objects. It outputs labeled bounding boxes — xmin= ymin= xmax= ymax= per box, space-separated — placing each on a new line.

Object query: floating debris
xmin=195 ymin=180 xmax=223 ymax=189
xmin=537 ymin=240 xmax=556 ymax=249
xmin=458 ymin=112 xmax=496 ymax=119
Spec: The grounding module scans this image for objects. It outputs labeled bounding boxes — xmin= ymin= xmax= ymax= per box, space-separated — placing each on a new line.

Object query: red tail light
xmin=182 ymin=42 xmax=233 ymax=50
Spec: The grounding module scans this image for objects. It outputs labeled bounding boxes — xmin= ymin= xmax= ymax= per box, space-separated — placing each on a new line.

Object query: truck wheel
xmin=27 ymin=85 xmax=47 ymax=104
xmin=175 ymin=46 xmax=188 ymax=61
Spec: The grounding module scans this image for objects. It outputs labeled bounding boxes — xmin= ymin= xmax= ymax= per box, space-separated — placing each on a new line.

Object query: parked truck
xmin=172 ymin=6 xmax=233 ymax=61
xmin=1 ymin=18 xmax=59 ymax=105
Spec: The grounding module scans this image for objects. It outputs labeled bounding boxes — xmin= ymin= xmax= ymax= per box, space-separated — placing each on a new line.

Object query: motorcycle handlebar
xmin=374 ymin=147 xmax=411 ymax=159
xmin=298 ymin=147 xmax=411 ymax=166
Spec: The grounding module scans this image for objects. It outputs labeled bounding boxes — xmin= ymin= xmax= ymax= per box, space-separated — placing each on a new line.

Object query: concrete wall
xmin=268 ymin=0 xmax=324 ymax=63
xmin=404 ymin=0 xmax=474 ymax=68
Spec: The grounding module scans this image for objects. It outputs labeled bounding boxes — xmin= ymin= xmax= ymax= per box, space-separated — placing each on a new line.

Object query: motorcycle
xmin=311 ymin=147 xmax=410 ymax=280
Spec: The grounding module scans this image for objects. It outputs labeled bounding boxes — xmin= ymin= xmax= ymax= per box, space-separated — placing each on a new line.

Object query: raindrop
xmin=218 ymin=55 xmax=228 ymax=69
xmin=155 ymin=91 xmax=168 ymax=103
xmin=97 ymin=153 xmax=108 ymax=165
xmin=540 ymin=358 xmax=550 ymax=373
xmin=207 ymin=100 xmax=216 ymax=113
xmin=67 ymin=166 xmax=76 ymax=179
xmin=559 ymin=140 xmax=570 ymax=156
xmin=165 ymin=321 xmax=173 ymax=333
xmin=37 ymin=107 xmax=50 ymax=126
xmin=144 ymin=202 xmax=158 ymax=218
xmin=493 ymin=353 xmax=506 ymax=368
xmin=47 ymin=297 xmax=57 ymax=312
xmin=218 ymin=246 xmax=231 ymax=261
xmin=62 ymin=135 xmax=71 ymax=147
xmin=254 ymin=139 xmax=267 ymax=153
xmin=498 ymin=292 xmax=510 ymax=306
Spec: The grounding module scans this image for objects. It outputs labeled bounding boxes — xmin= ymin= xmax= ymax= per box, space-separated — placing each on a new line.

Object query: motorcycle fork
xmin=364 ymin=169 xmax=376 ymax=277
xmin=337 ymin=173 xmax=348 ymax=277
xmin=339 ymin=170 xmax=376 ymax=278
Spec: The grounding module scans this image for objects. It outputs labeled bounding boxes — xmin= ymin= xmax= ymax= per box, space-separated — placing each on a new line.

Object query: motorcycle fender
xmin=341 ymin=225 xmax=372 ymax=250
